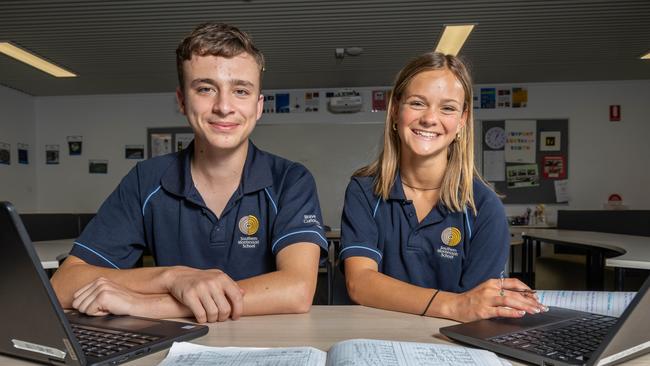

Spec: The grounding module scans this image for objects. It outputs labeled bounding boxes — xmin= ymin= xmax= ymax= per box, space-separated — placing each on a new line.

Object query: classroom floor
xmin=533 ymin=244 xmax=648 ymax=291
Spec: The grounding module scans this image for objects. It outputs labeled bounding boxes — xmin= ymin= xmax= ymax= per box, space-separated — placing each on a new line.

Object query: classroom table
xmin=33 ymin=239 xmax=73 ymax=269
xmin=2 ymin=305 xmax=649 ymax=365
xmin=520 ymin=229 xmax=650 ymax=290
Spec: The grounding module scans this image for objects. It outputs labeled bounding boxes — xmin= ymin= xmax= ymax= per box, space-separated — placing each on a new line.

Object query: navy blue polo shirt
xmin=71 ymin=141 xmax=328 ymax=280
xmin=340 ymin=173 xmax=509 ymax=292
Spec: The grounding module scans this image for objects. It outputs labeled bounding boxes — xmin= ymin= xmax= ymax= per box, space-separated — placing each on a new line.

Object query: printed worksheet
xmin=537 ymin=291 xmax=636 ymax=317
xmin=159 ymin=342 xmax=325 ymax=366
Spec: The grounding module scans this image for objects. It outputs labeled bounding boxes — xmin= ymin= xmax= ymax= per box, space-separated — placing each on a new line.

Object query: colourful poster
xmin=497 ymin=88 xmax=511 ymax=108
xmin=372 ymin=90 xmax=388 ymax=112
xmin=480 ymin=88 xmax=496 ymax=109
xmin=543 ymin=155 xmax=566 ymax=179
xmin=512 ymin=87 xmax=528 ymax=108
xmin=505 ymin=120 xmax=536 ymax=163
xmin=275 ymin=93 xmax=290 ymax=113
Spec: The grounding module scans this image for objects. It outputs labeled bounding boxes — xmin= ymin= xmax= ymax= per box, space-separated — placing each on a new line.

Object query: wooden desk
xmin=3 ymin=306 xmax=648 ymax=365
xmin=33 ymin=239 xmax=73 ymax=269
xmin=521 ymin=229 xmax=650 ymax=290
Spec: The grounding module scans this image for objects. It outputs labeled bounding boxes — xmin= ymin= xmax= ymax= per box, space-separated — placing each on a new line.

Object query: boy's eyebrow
xmin=189 ymin=78 xmax=256 ymax=88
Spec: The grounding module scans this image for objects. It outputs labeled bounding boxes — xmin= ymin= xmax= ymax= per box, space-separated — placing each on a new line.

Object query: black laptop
xmin=441 ymin=275 xmax=650 ymax=365
xmin=0 ymin=201 xmax=208 ymax=365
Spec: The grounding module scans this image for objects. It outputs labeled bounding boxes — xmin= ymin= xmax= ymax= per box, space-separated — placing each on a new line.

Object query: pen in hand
xmin=499 ymin=271 xmax=537 ymax=295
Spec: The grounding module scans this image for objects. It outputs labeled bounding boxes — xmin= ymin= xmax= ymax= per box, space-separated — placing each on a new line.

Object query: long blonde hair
xmin=355 ymin=52 xmax=483 ymax=213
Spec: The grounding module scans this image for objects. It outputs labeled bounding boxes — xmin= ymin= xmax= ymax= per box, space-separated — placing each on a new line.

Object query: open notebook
xmin=158 ymin=339 xmax=510 ymax=366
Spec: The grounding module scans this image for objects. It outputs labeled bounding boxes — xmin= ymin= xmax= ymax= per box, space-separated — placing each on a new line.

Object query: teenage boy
xmin=51 ymin=23 xmax=328 ymax=323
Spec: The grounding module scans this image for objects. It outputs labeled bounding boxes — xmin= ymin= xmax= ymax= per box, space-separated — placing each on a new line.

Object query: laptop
xmin=0 ymin=201 xmax=208 ymax=365
xmin=441 ymin=275 xmax=650 ymax=366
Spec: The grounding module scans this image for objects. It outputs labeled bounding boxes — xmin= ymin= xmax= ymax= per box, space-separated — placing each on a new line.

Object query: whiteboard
xmin=251 ymin=123 xmax=384 ymax=229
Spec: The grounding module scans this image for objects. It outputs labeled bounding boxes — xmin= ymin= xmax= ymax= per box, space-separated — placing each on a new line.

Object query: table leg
xmin=615 ymin=267 xmax=626 ymax=291
xmin=586 ymin=248 xmax=605 ymax=291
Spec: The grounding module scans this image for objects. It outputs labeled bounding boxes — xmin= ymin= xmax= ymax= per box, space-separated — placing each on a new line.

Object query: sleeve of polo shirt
xmin=69 ymin=166 xmax=146 ymax=269
xmin=339 ymin=179 xmax=382 ymax=264
xmin=270 ymin=164 xmax=328 ymax=256
xmin=459 ymin=193 xmax=509 ymax=290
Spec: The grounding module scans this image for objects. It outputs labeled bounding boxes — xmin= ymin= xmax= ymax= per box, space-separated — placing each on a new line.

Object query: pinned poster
xmin=512 ymin=87 xmax=528 ymax=108
xmin=275 ymin=93 xmax=290 ymax=113
xmin=0 ymin=142 xmax=10 ymax=165
xmin=17 ymin=143 xmax=29 ymax=164
xmin=540 ymin=131 xmax=561 ymax=151
xmin=151 ymin=133 xmax=172 ymax=157
xmin=45 ymin=145 xmax=60 ymax=164
xmin=67 ymin=135 xmax=82 ymax=156
xmin=304 ymin=91 xmax=320 ymax=112
xmin=554 ymin=179 xmax=569 ymax=203
xmin=543 ymin=155 xmax=566 ymax=179
xmin=175 ymin=133 xmax=194 ymax=152
xmin=89 ymin=159 xmax=108 ymax=174
xmin=480 ymin=88 xmax=496 ymax=109
xmin=483 ymin=150 xmax=505 ymax=181
xmin=263 ymin=94 xmax=275 ymax=113
xmin=125 ymin=145 xmax=144 ymax=159
xmin=371 ymin=90 xmax=388 ymax=112
xmin=497 ymin=88 xmax=511 ymax=108
xmin=507 ymin=164 xmax=539 ymax=189
xmin=505 ymin=120 xmax=536 ymax=163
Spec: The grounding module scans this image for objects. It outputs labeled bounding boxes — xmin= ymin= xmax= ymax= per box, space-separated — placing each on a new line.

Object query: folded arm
xmin=52 ymin=242 xmax=321 ymax=322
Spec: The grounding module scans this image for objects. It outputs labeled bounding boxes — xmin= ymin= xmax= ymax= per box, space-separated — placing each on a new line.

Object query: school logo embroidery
xmin=238 ymin=215 xmax=259 ymax=236
xmin=441 ymin=227 xmax=462 ymax=247
xmin=437 ymin=227 xmax=461 ymax=260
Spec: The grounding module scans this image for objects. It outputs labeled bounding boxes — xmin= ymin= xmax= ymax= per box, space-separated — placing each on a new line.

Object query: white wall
xmin=8 ymin=79 xmax=650 ymax=227
xmin=34 ymin=93 xmax=186 ymax=212
xmin=0 ymin=85 xmax=37 ymax=212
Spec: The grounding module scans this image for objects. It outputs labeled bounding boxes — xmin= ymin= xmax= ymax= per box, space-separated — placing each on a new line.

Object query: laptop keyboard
xmin=489 ymin=313 xmax=617 ymax=363
xmin=70 ymin=324 xmax=160 ymax=359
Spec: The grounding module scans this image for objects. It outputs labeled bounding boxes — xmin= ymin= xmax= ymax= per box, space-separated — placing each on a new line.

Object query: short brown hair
xmin=175 ymin=22 xmax=265 ymax=90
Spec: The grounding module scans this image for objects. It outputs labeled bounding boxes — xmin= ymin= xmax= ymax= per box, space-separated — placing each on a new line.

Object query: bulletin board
xmin=481 ymin=119 xmax=569 ymax=204
xmin=147 ymin=127 xmax=194 ymax=158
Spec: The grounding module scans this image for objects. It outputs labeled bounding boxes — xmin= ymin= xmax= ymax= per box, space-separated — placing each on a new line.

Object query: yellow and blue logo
xmin=238 ymin=215 xmax=259 ymax=236
xmin=441 ymin=227 xmax=462 ymax=247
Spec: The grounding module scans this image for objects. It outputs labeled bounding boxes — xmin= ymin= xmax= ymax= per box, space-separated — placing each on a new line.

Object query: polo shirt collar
xmin=240 ymin=141 xmax=274 ymax=194
xmin=160 ymin=140 xmax=273 ymax=199
xmin=160 ymin=141 xmax=195 ymax=198
xmin=388 ymin=170 xmax=449 ymax=223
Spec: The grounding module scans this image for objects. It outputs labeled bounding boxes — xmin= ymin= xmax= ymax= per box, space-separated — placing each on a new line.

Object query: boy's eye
xmin=235 ymin=89 xmax=250 ymax=96
xmin=197 ymin=86 xmax=214 ymax=94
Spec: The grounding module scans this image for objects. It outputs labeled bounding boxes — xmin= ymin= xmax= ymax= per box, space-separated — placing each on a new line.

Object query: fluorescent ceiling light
xmin=0 ymin=41 xmax=77 ymax=77
xmin=641 ymin=51 xmax=650 ymax=60
xmin=434 ymin=24 xmax=476 ymax=56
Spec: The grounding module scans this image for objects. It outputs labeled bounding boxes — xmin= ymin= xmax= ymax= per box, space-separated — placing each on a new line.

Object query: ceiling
xmin=1 ymin=0 xmax=649 ymax=96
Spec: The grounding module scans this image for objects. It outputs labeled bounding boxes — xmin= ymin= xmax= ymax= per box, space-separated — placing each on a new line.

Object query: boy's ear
xmin=176 ymin=87 xmax=186 ymax=115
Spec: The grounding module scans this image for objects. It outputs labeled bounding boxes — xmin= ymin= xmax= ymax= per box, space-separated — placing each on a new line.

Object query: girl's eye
xmin=408 ymin=100 xmax=426 ymax=109
xmin=442 ymin=106 xmax=458 ymax=114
